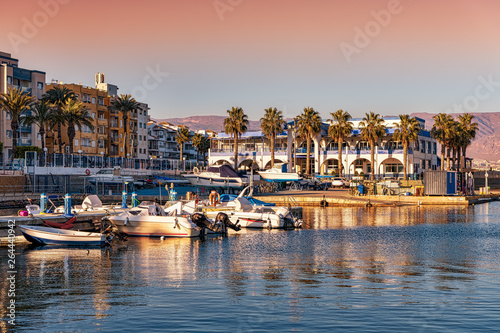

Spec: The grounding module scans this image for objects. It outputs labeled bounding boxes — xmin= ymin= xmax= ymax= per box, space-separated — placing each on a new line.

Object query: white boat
xmin=258 ymin=164 xmax=301 ymax=182
xmin=86 ymin=168 xmax=134 ymax=185
xmin=19 ymin=225 xmax=109 ymax=246
xmin=107 ymin=201 xmax=239 ymax=237
xmin=183 ymin=165 xmax=247 ymax=188
xmin=203 ymin=197 xmax=300 ymax=229
xmin=53 ymin=195 xmax=123 ymax=214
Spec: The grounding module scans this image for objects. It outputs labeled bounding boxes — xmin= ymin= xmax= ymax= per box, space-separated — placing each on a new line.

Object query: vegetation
xmin=175 ymin=127 xmax=191 ymax=167
xmin=191 ymin=133 xmax=204 ymax=163
xmin=22 ymin=100 xmax=54 ymax=152
xmin=42 ymin=86 xmax=75 ymax=153
xmin=260 ymin=107 xmax=285 ymax=169
xmin=223 ymin=106 xmax=249 ymax=170
xmin=14 ymin=146 xmax=42 ymax=159
xmin=328 ymin=109 xmax=353 ymax=177
xmin=431 ymin=113 xmax=453 ymax=170
xmin=111 ymin=94 xmax=141 ymax=157
xmin=296 ymin=107 xmax=321 ymax=175
xmin=393 ymin=115 xmax=421 ymax=180
xmin=0 ymin=87 xmax=36 ymax=164
xmin=359 ymin=111 xmax=386 ymax=180
xmin=63 ymin=100 xmax=95 ymax=154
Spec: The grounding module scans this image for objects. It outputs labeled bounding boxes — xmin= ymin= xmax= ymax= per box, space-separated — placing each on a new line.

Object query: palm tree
xmin=199 ymin=136 xmax=211 ymax=165
xmin=359 ymin=111 xmax=386 ymax=180
xmin=43 ymin=86 xmax=75 ymax=153
xmin=458 ymin=113 xmax=478 ymax=163
xmin=191 ymin=133 xmax=204 ymax=164
xmin=22 ymin=100 xmax=54 ymax=152
xmin=223 ymin=106 xmax=249 ymax=170
xmin=393 ymin=115 xmax=421 ymax=180
xmin=431 ymin=113 xmax=453 ymax=170
xmin=296 ymin=107 xmax=322 ymax=176
xmin=444 ymin=119 xmax=459 ymax=171
xmin=260 ymin=107 xmax=285 ymax=169
xmin=328 ymin=109 xmax=353 ymax=176
xmin=0 ymin=87 xmax=36 ymax=163
xmin=63 ymin=100 xmax=94 ymax=154
xmin=175 ymin=127 xmax=191 ymax=169
xmin=111 ymin=94 xmax=141 ymax=157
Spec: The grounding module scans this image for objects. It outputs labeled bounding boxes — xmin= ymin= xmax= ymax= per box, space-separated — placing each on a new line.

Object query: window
xmin=91 ymin=113 xmax=95 ymax=119
xmin=385 ymin=163 xmax=403 ymax=173
xmin=427 ymin=142 xmax=431 ymax=154
xmin=433 ymin=142 xmax=437 ymax=154
xmin=120 ymin=119 xmax=123 ymax=128
xmin=420 ymin=140 xmax=425 ymax=153
xmin=6 ymin=130 xmax=12 ymax=138
xmin=75 ymin=139 xmax=79 ymax=147
xmin=92 ymin=140 xmax=95 ymax=147
xmin=97 ymin=97 xmax=104 ymax=106
xmin=92 ymin=97 xmax=96 ymax=104
xmin=37 ymin=82 xmax=43 ymax=90
xmin=74 ymin=94 xmax=79 ymax=100
xmin=7 ymin=76 xmax=12 ymax=84
xmin=421 ymin=160 xmax=425 ymax=170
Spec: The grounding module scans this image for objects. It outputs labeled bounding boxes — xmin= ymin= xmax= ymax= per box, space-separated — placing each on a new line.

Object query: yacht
xmin=257 ymin=164 xmax=301 ymax=182
xmin=86 ymin=168 xmax=134 ymax=185
xmin=183 ymin=164 xmax=247 ymax=189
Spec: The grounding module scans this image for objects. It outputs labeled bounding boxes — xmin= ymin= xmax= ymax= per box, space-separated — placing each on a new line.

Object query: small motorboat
xmin=19 ymin=225 xmax=110 ymax=246
xmin=257 ymin=163 xmax=301 ymax=182
xmin=183 ymin=165 xmax=247 ymax=189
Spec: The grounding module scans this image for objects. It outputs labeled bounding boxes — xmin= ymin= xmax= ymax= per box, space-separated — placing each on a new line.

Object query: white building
xmin=209 ymin=116 xmax=438 ymax=179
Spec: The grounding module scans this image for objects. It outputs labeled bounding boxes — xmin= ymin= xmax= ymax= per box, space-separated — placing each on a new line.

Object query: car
xmin=331 ymin=177 xmax=349 ymax=188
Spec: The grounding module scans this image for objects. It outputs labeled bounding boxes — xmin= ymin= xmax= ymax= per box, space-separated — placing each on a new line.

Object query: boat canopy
xmin=207 ymin=165 xmax=239 ymax=178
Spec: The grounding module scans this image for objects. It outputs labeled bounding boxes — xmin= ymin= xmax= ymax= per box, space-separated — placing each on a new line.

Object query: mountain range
xmin=156 ymin=112 xmax=500 ymax=163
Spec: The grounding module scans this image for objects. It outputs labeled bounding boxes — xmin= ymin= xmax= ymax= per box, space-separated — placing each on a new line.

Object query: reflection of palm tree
xmin=175 ymin=127 xmax=191 ymax=167
xmin=111 ymin=94 xmax=140 ymax=157
xmin=63 ymin=100 xmax=94 ymax=154
xmin=359 ymin=111 xmax=385 ymax=180
xmin=431 ymin=113 xmax=452 ymax=170
xmin=296 ymin=107 xmax=321 ymax=175
xmin=328 ymin=109 xmax=353 ymax=176
xmin=224 ymin=106 xmax=248 ymax=170
xmin=260 ymin=107 xmax=285 ymax=169
xmin=0 ymin=87 xmax=36 ymax=163
xmin=393 ymin=115 xmax=421 ymax=180
xmin=43 ymin=86 xmax=75 ymax=153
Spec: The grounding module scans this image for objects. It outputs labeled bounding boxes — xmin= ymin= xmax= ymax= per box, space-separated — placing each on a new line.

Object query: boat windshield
xmin=96 ymin=169 xmax=113 ymax=175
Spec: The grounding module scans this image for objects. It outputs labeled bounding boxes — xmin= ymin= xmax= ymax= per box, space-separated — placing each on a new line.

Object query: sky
xmin=2 ymin=0 xmax=500 ymax=121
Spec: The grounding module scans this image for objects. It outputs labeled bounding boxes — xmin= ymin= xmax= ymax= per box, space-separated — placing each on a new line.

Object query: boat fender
xmin=320 ymin=199 xmax=328 ymax=207
xmin=124 ymin=217 xmax=129 ymax=226
xmin=209 ymin=191 xmax=220 ymax=206
xmin=173 ymin=218 xmax=178 ymax=229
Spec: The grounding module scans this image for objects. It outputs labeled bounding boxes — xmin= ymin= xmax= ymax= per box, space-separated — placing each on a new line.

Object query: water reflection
xmin=2 ymin=202 xmax=499 ymax=332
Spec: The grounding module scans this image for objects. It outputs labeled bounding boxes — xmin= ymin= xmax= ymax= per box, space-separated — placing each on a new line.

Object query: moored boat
xmin=19 ymin=225 xmax=109 ymax=246
xmin=257 ymin=164 xmax=301 ymax=182
xmin=183 ymin=165 xmax=247 ymax=189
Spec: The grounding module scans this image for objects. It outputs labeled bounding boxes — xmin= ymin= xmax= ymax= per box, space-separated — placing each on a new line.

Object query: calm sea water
xmin=1 ymin=202 xmax=500 ymax=332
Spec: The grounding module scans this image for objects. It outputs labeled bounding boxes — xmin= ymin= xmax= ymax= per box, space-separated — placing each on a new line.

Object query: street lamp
xmin=100 ymin=151 xmax=104 ymax=168
xmin=78 ymin=150 xmax=82 ymax=168
xmin=43 ymin=147 xmax=48 ymax=167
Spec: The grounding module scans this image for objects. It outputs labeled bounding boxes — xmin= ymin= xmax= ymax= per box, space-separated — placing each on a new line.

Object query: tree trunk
xmin=403 ymin=143 xmax=408 ymax=180
xmin=179 ymin=143 xmax=183 ymax=170
xmin=57 ymin=122 xmax=62 ymax=153
xmin=306 ymin=136 xmax=311 ymax=175
xmin=441 ymin=144 xmax=445 ymax=170
xmin=446 ymin=147 xmax=451 ymax=171
xmin=123 ymin=115 xmax=128 ymax=158
xmin=234 ymin=136 xmax=238 ymax=170
xmin=370 ymin=140 xmax=375 ymax=180
xmin=11 ymin=122 xmax=18 ymax=163
xmin=270 ymin=135 xmax=275 ymax=169
xmin=337 ymin=137 xmax=343 ymax=177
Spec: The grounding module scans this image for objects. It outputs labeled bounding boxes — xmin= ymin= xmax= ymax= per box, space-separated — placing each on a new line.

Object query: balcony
xmin=110 ymin=135 xmax=119 ymax=143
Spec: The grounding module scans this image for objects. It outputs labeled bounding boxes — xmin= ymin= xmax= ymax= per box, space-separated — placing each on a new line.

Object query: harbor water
xmin=1 ymin=202 xmax=499 ymax=332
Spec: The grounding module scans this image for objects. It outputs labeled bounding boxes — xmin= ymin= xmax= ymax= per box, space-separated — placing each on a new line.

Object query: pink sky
xmin=2 ymin=0 xmax=500 ymax=120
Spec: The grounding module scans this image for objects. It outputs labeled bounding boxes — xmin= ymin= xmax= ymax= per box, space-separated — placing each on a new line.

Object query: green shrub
xmin=14 ymin=146 xmax=42 ymax=158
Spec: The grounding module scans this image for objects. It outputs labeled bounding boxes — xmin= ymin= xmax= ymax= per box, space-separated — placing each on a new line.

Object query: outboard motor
xmin=215 ymin=212 xmax=241 ymax=231
xmin=191 ymin=213 xmax=214 ymax=229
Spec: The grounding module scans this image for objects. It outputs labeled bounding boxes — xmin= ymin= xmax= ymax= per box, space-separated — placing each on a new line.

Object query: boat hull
xmin=258 ymin=171 xmax=301 ymax=182
xmin=19 ymin=225 xmax=106 ymax=246
xmin=109 ymin=216 xmax=201 ymax=237
xmin=205 ymin=211 xmax=284 ymax=229
xmin=183 ymin=174 xmax=245 ymax=188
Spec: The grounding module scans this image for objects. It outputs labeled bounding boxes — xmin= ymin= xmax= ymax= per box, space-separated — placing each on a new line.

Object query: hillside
xmin=156 ymin=112 xmax=500 ymax=163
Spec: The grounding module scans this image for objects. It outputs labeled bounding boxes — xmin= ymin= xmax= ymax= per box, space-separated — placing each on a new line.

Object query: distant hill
xmin=412 ymin=112 xmax=500 ymax=163
xmin=155 ymin=112 xmax=500 ymax=163
xmin=154 ymin=115 xmax=263 ymax=132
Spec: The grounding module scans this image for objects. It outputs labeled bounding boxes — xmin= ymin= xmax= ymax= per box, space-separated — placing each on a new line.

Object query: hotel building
xmin=209 ymin=116 xmax=438 ymax=179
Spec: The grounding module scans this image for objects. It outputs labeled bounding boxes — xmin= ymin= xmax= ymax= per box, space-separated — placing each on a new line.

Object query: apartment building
xmin=0 ymin=51 xmax=45 ymax=164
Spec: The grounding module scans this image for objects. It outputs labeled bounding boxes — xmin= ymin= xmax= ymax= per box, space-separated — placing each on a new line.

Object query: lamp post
xmin=126 ymin=153 xmax=130 ymax=169
xmin=43 ymin=147 xmax=48 ymax=167
xmin=100 ymin=151 xmax=104 ymax=168
xmin=78 ymin=150 xmax=82 ymax=169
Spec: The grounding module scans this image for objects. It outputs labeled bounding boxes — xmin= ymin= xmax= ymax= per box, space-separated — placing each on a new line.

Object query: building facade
xmin=209 ymin=116 xmax=438 ymax=179
xmin=0 ymin=51 xmax=45 ymax=165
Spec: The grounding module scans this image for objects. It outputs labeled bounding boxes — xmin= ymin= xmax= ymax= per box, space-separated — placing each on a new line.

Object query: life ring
xmin=85 ymin=169 xmax=91 ymax=175
xmin=209 ymin=191 xmax=220 ymax=206
xmin=193 ymin=166 xmax=199 ymax=174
